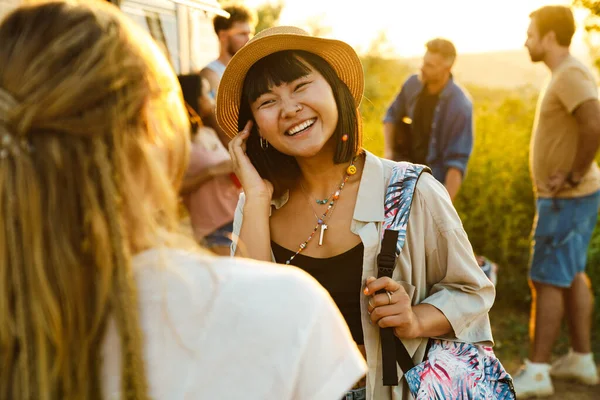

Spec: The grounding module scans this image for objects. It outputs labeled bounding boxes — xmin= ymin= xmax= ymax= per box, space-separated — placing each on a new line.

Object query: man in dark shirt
xmin=410 ymin=89 xmax=440 ymax=165
xmin=383 ymin=38 xmax=472 ymax=201
xmin=384 ymin=39 xmax=497 ymax=284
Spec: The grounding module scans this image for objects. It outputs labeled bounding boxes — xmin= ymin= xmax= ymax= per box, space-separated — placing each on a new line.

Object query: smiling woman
xmin=217 ymin=25 xmax=501 ymax=399
xmin=239 ymin=49 xmax=357 ymax=196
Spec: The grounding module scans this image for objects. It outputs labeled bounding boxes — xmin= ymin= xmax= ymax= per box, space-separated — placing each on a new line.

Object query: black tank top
xmin=271 ymin=241 xmax=365 ymax=345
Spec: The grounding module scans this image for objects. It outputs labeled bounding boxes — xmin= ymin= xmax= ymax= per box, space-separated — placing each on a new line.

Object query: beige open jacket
xmin=231 ymin=150 xmax=495 ymax=399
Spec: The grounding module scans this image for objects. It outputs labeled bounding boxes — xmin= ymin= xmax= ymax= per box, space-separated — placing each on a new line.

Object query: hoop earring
xmin=260 ymin=136 xmax=269 ymax=150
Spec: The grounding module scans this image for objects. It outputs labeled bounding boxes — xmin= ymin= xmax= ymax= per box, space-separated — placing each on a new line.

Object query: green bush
xmin=455 ymin=88 xmax=538 ymax=308
xmin=359 ymin=52 xmax=410 ymax=157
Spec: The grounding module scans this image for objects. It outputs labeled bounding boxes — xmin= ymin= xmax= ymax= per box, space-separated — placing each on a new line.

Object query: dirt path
xmin=491 ymin=306 xmax=600 ymax=399
xmin=544 ymin=378 xmax=600 ymax=399
xmin=505 ymin=364 xmax=600 ymax=399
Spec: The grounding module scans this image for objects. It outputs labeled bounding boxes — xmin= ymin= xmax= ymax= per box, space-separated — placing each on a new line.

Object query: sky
xmin=244 ymin=0 xmax=591 ymax=58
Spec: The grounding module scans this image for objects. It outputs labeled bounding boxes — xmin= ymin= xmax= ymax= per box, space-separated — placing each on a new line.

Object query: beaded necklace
xmin=299 ymin=184 xmax=341 ymax=241
xmin=284 ymin=158 xmax=358 ymax=265
xmin=302 ymin=180 xmax=337 ymax=206
xmin=299 ymin=171 xmax=345 ymax=222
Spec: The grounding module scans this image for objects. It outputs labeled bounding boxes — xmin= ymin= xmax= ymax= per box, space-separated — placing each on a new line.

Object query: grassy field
xmin=490 ymin=306 xmax=600 ymax=398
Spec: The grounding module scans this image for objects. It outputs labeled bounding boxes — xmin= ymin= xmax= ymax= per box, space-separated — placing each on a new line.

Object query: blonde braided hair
xmin=0 ymin=1 xmax=190 ymax=398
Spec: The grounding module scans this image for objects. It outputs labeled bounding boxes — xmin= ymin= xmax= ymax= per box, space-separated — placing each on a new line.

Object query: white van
xmin=116 ymin=0 xmax=228 ymax=74
xmin=0 ymin=0 xmax=228 ymax=74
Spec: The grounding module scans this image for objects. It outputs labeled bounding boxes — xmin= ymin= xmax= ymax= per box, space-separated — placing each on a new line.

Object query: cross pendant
xmin=319 ymin=224 xmax=328 ymax=246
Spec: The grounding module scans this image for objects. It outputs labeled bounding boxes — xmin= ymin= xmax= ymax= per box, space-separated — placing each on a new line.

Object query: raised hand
xmin=228 ymin=120 xmax=274 ymax=203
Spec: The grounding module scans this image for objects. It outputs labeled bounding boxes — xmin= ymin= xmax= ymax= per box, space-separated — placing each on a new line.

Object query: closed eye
xmin=258 ymin=98 xmax=276 ymax=108
xmin=295 ymin=81 xmax=311 ymax=91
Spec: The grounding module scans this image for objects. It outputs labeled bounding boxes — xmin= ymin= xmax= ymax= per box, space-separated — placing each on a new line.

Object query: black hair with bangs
xmin=238 ymin=50 xmax=361 ymax=197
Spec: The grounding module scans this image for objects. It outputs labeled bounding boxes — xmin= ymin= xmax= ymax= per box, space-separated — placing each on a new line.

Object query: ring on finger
xmin=386 ymin=291 xmax=393 ymax=305
xmin=368 ymin=298 xmax=374 ymax=309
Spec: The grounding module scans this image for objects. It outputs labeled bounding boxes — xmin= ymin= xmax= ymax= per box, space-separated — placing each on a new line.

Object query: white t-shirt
xmin=101 ymin=248 xmax=366 ymax=399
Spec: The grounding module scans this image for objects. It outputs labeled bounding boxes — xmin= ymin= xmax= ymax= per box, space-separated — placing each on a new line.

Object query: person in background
xmin=178 ymin=74 xmax=240 ymax=255
xmin=200 ymin=4 xmax=256 ymax=146
xmin=382 ymin=39 xmax=497 ymax=284
xmin=514 ymin=5 xmax=600 ymax=398
xmin=383 ymin=38 xmax=471 ymax=201
xmin=0 ymin=1 xmax=366 ymax=398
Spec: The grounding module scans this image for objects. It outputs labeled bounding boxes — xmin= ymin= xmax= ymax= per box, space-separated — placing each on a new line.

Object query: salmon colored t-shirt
xmin=183 ymin=127 xmax=240 ymax=239
xmin=530 ymin=55 xmax=600 ymax=198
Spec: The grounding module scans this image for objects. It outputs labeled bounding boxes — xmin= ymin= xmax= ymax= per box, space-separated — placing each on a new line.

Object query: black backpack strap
xmin=378 ymin=230 xmax=420 ymax=385
xmin=377 ymin=230 xmax=402 ymax=385
xmin=378 ymin=162 xmax=431 ymax=386
xmin=394 ymin=337 xmax=416 ymax=375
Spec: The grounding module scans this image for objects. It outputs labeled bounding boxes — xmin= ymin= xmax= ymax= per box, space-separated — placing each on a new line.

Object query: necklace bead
xmin=284 ymin=157 xmax=357 ymax=265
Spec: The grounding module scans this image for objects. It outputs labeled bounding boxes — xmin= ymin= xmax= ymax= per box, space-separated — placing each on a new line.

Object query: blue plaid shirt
xmin=384 ymin=74 xmax=473 ymax=183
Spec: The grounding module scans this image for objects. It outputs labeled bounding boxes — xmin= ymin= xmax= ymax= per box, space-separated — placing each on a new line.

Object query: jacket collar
xmin=353 ymin=150 xmax=385 ymax=223
xmin=439 ymin=74 xmax=456 ymax=99
xmin=270 ymin=150 xmax=385 ymax=223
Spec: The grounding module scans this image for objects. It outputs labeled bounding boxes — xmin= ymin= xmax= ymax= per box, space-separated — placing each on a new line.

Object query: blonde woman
xmin=0 ymin=1 xmax=366 ymax=399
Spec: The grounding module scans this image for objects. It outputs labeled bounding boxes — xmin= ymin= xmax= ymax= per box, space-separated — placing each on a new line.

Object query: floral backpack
xmin=377 ymin=162 xmax=516 ymax=399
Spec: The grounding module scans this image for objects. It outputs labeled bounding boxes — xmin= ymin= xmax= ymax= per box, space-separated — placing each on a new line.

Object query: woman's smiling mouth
xmin=285 ymin=118 xmax=317 ymax=136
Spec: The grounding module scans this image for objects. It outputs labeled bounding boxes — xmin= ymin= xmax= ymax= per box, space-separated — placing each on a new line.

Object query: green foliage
xmin=254 ymin=1 xmax=283 ymax=34
xmin=574 ymin=0 xmax=600 ymax=72
xmin=359 ymin=37 xmax=412 ymax=157
xmin=454 ymin=88 xmax=539 ymax=308
xmin=574 ymin=0 xmax=600 ymax=19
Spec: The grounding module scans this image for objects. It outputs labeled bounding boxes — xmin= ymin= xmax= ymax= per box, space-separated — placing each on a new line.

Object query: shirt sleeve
xmin=230 ymin=192 xmax=245 ymax=256
xmin=554 ymin=66 xmax=598 ymax=113
xmin=383 ymin=83 xmax=407 ymax=124
xmin=415 ymin=174 xmax=495 ymax=344
xmin=442 ymin=99 xmax=473 ymax=176
xmin=292 ymin=280 xmax=367 ymax=400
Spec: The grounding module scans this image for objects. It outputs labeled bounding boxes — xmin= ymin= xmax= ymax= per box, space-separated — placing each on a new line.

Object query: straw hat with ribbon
xmin=216 ymin=26 xmax=364 ymax=139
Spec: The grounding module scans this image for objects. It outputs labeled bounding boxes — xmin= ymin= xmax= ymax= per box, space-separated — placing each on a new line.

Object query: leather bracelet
xmin=566 ymin=171 xmax=581 ymax=187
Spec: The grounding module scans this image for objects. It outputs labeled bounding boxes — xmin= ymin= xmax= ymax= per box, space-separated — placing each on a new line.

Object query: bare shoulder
xmin=199 ymin=66 xmax=216 ymax=78
xmin=199 ymin=67 xmax=220 ymax=89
